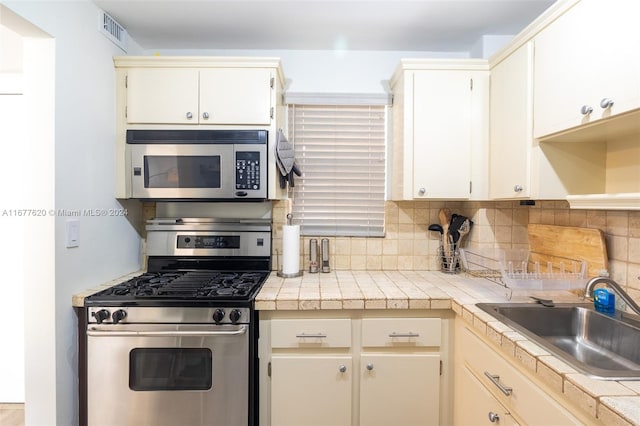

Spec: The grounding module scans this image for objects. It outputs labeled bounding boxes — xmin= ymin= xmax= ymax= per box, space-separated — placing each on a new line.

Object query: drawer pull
xmin=484 ymin=372 xmax=513 ymax=396
xmin=295 ymin=333 xmax=327 ymax=339
xmin=388 ymin=332 xmax=420 ymax=338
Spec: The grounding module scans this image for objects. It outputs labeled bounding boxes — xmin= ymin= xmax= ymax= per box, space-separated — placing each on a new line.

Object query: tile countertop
xmin=256 ymin=270 xmax=640 ymax=426
xmin=71 ymin=270 xmax=144 ymax=308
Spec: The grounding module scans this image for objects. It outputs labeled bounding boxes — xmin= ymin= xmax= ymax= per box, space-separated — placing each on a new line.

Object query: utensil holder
xmin=439 ymin=241 xmax=460 ymax=274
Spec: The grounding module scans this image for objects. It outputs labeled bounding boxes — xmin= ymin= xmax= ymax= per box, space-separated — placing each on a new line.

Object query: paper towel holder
xmin=276 ymin=214 xmax=303 ymax=278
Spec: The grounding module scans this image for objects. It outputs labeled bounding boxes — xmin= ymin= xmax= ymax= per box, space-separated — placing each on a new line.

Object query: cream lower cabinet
xmin=454 ymin=319 xmax=589 ymax=425
xmin=261 ymin=313 xmax=450 ymax=426
xmin=360 ymin=354 xmax=440 ymax=426
xmin=360 ymin=318 xmax=442 ymax=426
xmin=271 ymin=355 xmax=353 ymax=426
xmin=457 ymin=365 xmax=519 ymax=426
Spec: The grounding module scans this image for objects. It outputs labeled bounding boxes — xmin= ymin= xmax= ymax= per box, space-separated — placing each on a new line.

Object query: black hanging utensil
xmin=449 ymin=214 xmax=469 ymax=244
xmin=428 ymin=224 xmax=443 ymax=234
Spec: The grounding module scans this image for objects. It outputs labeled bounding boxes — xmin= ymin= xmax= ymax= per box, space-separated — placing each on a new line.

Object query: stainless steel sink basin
xmin=476 ymin=302 xmax=640 ymax=380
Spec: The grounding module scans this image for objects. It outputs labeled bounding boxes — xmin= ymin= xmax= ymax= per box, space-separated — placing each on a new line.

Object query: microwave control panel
xmin=236 ymin=151 xmax=261 ymax=190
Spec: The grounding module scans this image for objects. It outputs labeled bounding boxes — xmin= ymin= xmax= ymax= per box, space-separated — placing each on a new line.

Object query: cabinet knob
xmin=338 ymin=364 xmax=347 ymax=373
xmin=488 ymin=412 xmax=500 ymax=423
xmin=580 ymin=105 xmax=593 ymax=115
xmin=202 ymin=112 xmax=210 ymax=120
xmin=186 ymin=111 xmax=193 ymax=119
xmin=600 ymin=98 xmax=614 ymax=109
xmin=366 ymin=363 xmax=374 ymax=371
xmin=418 ymin=187 xmax=426 ymax=195
xmin=513 ymin=184 xmax=523 ymax=193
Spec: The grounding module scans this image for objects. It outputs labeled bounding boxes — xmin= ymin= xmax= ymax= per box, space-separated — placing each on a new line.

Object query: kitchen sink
xmin=476 ymin=302 xmax=640 ymax=380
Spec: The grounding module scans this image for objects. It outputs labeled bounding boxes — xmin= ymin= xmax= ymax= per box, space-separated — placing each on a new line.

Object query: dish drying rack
xmin=459 ymin=248 xmax=587 ymax=292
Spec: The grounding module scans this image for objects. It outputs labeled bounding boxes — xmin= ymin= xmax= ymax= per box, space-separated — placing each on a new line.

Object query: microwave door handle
xmin=87 ymin=325 xmax=247 ymax=337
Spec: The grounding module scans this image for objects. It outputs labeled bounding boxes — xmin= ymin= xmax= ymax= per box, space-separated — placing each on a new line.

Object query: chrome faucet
xmin=584 ymin=276 xmax=640 ymax=316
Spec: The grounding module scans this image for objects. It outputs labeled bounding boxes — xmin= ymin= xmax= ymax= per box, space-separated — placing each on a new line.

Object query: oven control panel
xmin=177 ymin=235 xmax=241 ymax=249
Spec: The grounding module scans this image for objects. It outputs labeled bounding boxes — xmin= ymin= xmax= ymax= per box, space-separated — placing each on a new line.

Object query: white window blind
xmin=287 ymin=103 xmax=386 ymax=237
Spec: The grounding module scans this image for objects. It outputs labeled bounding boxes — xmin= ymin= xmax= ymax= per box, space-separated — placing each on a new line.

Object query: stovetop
xmin=85 ymin=218 xmax=272 ymax=308
xmin=85 ymin=270 xmax=270 ymax=307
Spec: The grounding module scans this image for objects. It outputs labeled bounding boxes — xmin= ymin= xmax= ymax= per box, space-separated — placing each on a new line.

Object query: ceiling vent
xmin=100 ymin=11 xmax=127 ymax=52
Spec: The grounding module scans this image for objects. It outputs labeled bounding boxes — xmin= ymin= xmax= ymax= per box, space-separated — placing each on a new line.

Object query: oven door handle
xmin=87 ymin=325 xmax=247 ymax=337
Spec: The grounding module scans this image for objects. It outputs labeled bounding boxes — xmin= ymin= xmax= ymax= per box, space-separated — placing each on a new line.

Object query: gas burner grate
xmin=90 ymin=270 xmax=269 ymax=301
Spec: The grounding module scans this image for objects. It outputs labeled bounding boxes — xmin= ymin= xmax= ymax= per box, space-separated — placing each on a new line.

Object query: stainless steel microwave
xmin=126 ymin=129 xmax=267 ymax=200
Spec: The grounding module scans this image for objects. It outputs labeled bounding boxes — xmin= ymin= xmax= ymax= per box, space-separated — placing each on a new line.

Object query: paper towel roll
xmin=281 ymin=224 xmax=300 ymax=274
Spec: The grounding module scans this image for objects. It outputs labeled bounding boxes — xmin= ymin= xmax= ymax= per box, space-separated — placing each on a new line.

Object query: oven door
xmin=129 ymin=144 xmax=235 ymax=199
xmin=87 ymin=324 xmax=249 ymax=426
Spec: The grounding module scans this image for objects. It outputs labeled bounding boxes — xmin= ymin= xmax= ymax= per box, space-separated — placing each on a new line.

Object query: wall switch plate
xmin=65 ymin=219 xmax=80 ymax=248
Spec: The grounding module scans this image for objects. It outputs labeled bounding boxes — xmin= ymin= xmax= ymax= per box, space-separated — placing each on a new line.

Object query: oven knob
xmin=92 ymin=309 xmax=110 ymax=324
xmin=112 ymin=309 xmax=127 ymax=324
xmin=229 ymin=309 xmax=242 ymax=324
xmin=213 ymin=309 xmax=225 ymax=323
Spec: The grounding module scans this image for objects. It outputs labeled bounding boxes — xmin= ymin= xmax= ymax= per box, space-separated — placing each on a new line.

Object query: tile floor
xmin=0 ymin=404 xmax=24 ymax=426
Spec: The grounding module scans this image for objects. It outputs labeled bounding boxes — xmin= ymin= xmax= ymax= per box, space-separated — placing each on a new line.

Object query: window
xmin=286 ymin=98 xmax=387 ymax=237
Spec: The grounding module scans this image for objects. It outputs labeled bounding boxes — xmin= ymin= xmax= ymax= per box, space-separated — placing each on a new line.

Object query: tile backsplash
xmin=272 ymin=200 xmax=640 ymax=298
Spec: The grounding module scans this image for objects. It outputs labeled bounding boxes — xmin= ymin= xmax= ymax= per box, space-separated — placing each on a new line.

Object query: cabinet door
xmin=455 ymin=366 xmax=519 ymax=426
xmin=200 ymin=68 xmax=272 ymax=125
xmin=534 ymin=0 xmax=640 ymax=138
xmin=271 ymin=355 xmax=352 ymax=426
xmin=461 ymin=327 xmax=583 ymax=425
xmin=489 ymin=43 xmax=533 ymax=199
xmin=126 ymin=68 xmax=199 ymax=124
xmin=412 ymin=71 xmax=474 ymax=199
xmin=360 ymin=354 xmax=440 ymax=426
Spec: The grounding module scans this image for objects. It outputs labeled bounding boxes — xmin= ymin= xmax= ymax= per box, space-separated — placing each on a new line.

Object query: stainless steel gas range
xmin=81 ymin=218 xmax=271 ymax=426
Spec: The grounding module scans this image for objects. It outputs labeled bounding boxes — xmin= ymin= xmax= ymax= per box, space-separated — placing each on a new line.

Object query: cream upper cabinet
xmin=489 ymin=42 xmax=534 ymax=199
xmin=533 ymin=0 xmax=640 ymax=139
xmin=390 ymin=60 xmax=489 ymax=200
xmin=126 ymin=67 xmax=273 ymax=125
xmin=199 ymin=68 xmax=273 ymax=125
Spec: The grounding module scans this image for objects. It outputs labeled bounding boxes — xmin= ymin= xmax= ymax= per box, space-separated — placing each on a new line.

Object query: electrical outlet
xmin=66 ymin=219 xmax=80 ymax=248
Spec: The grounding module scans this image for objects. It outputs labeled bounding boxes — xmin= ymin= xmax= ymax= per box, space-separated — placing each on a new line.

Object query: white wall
xmin=1 ymin=1 xmax=143 ymax=425
xmin=152 ymin=48 xmax=469 ymax=93
xmin=0 ymin=63 xmax=26 ymax=405
xmin=470 ymin=34 xmax=515 ymax=58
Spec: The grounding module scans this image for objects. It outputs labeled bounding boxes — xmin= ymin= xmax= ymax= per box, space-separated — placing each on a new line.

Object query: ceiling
xmin=93 ymin=0 xmax=556 ymax=52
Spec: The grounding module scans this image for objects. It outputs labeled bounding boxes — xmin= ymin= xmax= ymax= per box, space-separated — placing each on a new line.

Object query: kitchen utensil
xmin=456 ymin=218 xmax=472 ymax=246
xmin=530 ymin=296 xmax=555 ymax=307
xmin=438 ymin=208 xmax=452 ymax=229
xmin=438 ymin=209 xmax=453 ymax=263
xmin=448 ymin=214 xmax=469 ymax=244
xmin=428 ymin=224 xmax=443 ymax=234
xmin=527 ymin=224 xmax=608 ymax=278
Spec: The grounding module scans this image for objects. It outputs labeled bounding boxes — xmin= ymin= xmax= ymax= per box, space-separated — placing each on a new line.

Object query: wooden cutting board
xmin=528 ymin=224 xmax=609 ymax=278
